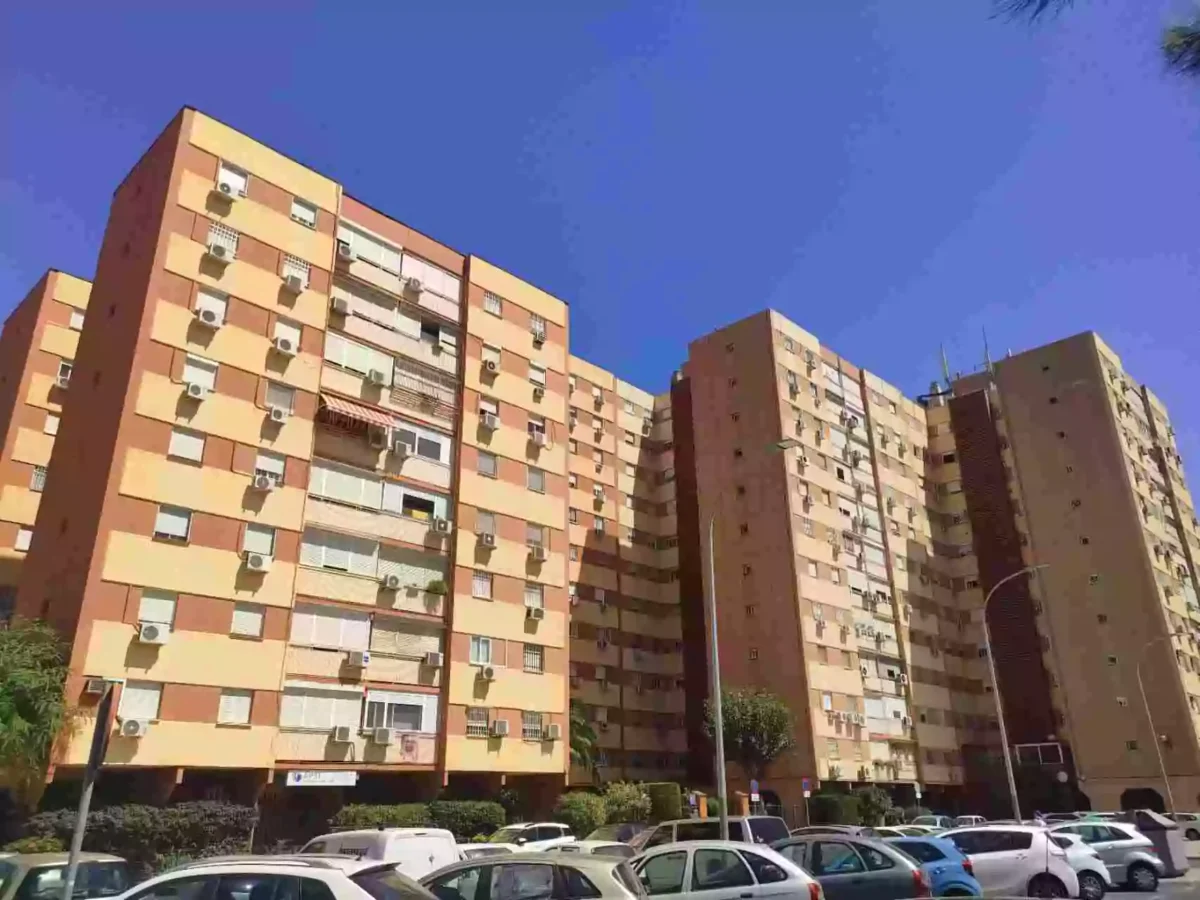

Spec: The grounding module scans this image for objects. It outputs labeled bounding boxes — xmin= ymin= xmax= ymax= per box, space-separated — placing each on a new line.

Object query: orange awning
xmin=320 ymin=394 xmax=395 ymax=429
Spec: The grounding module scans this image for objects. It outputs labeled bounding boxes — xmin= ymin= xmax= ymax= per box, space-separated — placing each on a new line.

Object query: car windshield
xmin=748 ymin=818 xmax=789 ymax=845
xmin=491 ymin=827 xmax=529 ymax=843
xmin=586 ymin=825 xmax=640 ymax=841
xmin=893 ymin=842 xmax=943 ymax=864
xmin=0 ymin=862 xmax=18 ymax=896
xmin=352 ymin=868 xmax=436 ymax=900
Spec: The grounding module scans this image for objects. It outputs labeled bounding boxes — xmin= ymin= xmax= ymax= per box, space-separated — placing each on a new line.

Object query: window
xmin=43 ymin=413 xmax=59 ymax=436
xmin=207 ymin=221 xmax=239 ymax=255
xmin=483 ymin=291 xmax=502 ymax=315
xmin=806 ymin=561 xmax=818 ymax=578
xmin=195 ymin=288 xmax=228 ymax=325
xmin=741 ymin=851 xmax=789 ymax=885
xmin=217 ymin=689 xmax=253 ymax=725
xmin=466 ymin=707 xmax=490 ymax=737
xmin=569 ymin=509 xmax=579 ymax=524
xmin=274 ymin=317 xmax=303 ymax=349
xmin=68 ymin=309 xmax=85 ymax=330
xmin=266 ymin=381 xmax=295 ymax=413
xmin=528 ymin=415 xmax=547 ymax=438
xmin=691 ymin=848 xmax=753 ymax=890
xmin=811 ymin=842 xmax=864 ymax=876
xmin=280 ymin=684 xmax=362 ymax=731
xmin=182 ymin=354 xmax=218 ymax=391
xmin=525 ymin=582 xmax=545 ymax=610
xmin=478 ymin=451 xmax=498 ymax=477
xmin=337 ymin=222 xmax=402 ymax=273
xmin=530 ymin=313 xmax=547 ymax=338
xmin=138 ymin=589 xmax=176 ymax=628
xmin=255 ymin=450 xmax=287 ymax=486
xmin=231 ymin=602 xmax=264 ymax=638
xmin=363 ymin=690 xmax=432 ymax=732
xmin=524 ymin=644 xmax=545 ymax=673
xmin=526 ymin=523 xmax=544 ymax=548
xmin=477 ymin=511 xmax=496 ymax=536
xmin=218 ymin=162 xmax=248 ymax=195
xmin=290 ymin=197 xmax=317 ymax=228
xmin=522 ymin=711 xmax=544 ymax=740
xmin=30 ymin=466 xmax=46 ymax=492
xmin=14 ymin=528 xmax=31 ymax=551
xmin=470 ymin=636 xmax=492 ymax=665
xmin=638 ymin=851 xmax=687 ymax=896
xmin=1127 ymin=740 xmax=1140 ymax=751
xmin=153 ymin=505 xmax=191 ymax=542
xmin=859 ymin=846 xmax=896 ymax=871
xmin=529 ymin=363 xmax=547 ymax=387
xmin=243 ymin=523 xmax=276 ymax=557
xmin=289 ymin=602 xmax=371 ymax=651
xmin=118 ymin=681 xmax=162 ymax=720
xmin=393 ymin=421 xmax=449 ymax=464
xmin=472 ymin=570 xmax=493 ymax=599
xmin=527 ymin=467 xmax=546 ymax=493
xmin=167 ymin=428 xmax=205 ymax=463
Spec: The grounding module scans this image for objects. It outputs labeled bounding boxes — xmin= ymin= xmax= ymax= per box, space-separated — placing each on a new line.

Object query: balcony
xmin=623 ymin=726 xmax=688 ymax=753
xmin=274 ymin=729 xmax=437 ymax=766
xmin=285 ymin=645 xmax=442 ymax=688
xmin=330 ymin=295 xmax=459 ymax=378
xmin=336 ymin=254 xmax=461 ymax=324
xmin=622 ymin=648 xmax=683 ymax=676
xmin=294 ymin=565 xmax=446 ymax=617
xmin=305 ymin=497 xmax=452 ymax=553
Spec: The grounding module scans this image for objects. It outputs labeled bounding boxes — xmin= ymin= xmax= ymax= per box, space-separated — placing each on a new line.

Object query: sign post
xmin=801 ymin=777 xmax=812 ymax=826
xmin=62 ymin=682 xmax=115 ymax=900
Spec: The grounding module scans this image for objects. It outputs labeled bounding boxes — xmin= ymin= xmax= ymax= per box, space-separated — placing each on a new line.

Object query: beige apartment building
xmin=0 ymin=271 xmax=90 ymax=616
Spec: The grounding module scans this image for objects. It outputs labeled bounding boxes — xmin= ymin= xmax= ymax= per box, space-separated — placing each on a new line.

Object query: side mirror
xmin=516 ymin=837 xmax=528 ymax=845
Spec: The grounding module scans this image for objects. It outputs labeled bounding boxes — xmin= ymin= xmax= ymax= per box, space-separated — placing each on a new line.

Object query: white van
xmin=299 ymin=827 xmax=460 ymax=878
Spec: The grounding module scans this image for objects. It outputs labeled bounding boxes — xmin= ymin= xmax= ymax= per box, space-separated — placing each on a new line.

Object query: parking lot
xmin=1144 ymin=863 xmax=1200 ymax=900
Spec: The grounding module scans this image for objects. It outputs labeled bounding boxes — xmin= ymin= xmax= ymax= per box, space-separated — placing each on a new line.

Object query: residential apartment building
xmin=0 ymin=271 xmax=90 ymax=617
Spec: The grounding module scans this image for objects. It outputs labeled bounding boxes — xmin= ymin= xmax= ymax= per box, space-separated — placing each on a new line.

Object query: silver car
xmin=633 ymin=840 xmax=820 ymax=900
xmin=1049 ymin=822 xmax=1165 ymax=892
xmin=422 ymin=852 xmax=642 ymax=900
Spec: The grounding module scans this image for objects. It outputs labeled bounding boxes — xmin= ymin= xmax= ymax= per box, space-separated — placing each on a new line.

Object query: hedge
xmin=646 ymin=783 xmax=682 ymax=823
xmin=553 ymin=793 xmax=607 ymax=838
xmin=602 ymin=782 xmax=650 ymax=824
xmin=808 ymin=792 xmax=861 ymax=825
xmin=22 ymin=802 xmax=256 ymax=876
xmin=330 ymin=801 xmax=504 ymax=840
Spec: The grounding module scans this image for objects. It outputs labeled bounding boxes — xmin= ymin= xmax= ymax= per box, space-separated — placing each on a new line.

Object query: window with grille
xmin=472 ymin=570 xmax=492 ymax=599
xmin=524 ymin=583 xmax=544 ymax=610
xmin=530 ymin=313 xmax=547 ymax=338
xmin=522 ymin=711 xmax=544 ymax=740
xmin=255 ymin=450 xmax=287 ymax=486
xmin=483 ymin=292 xmax=502 ymax=316
xmin=466 ymin=707 xmax=489 ymax=736
xmin=523 ymin=644 xmax=545 ymax=673
xmin=30 ymin=466 xmax=46 ymax=492
xmin=282 ymin=254 xmax=311 ymax=285
xmin=207 ymin=222 xmax=239 ymax=255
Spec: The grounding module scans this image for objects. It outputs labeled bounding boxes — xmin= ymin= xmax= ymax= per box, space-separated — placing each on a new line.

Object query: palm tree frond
xmin=993 ymin=0 xmax=1073 ymax=21
xmin=1164 ymin=21 xmax=1200 ymax=76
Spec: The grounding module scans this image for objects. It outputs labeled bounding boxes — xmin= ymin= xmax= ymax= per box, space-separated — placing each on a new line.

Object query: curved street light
xmin=1137 ymin=630 xmax=1186 ymax=816
xmin=981 ymin=563 xmax=1049 ymax=822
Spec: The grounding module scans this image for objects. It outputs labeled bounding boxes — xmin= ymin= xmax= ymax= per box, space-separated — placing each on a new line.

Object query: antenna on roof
xmin=983 ymin=328 xmax=994 ymax=373
xmin=940 ymin=345 xmax=952 ymax=390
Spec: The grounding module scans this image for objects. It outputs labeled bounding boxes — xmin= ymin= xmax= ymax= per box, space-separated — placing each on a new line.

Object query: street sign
xmin=914 ymin=784 xmax=923 ymax=799
xmin=286 ymin=770 xmax=358 ymax=788
xmin=801 ymin=777 xmax=811 ymax=792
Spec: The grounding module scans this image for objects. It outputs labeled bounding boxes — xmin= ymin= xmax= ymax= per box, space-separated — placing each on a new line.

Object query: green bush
xmin=705 ymin=796 xmax=723 ymax=817
xmin=884 ymin=806 xmax=905 ymax=826
xmin=903 ymin=805 xmax=932 ymax=823
xmin=646 ymin=783 xmax=682 ymax=823
xmin=553 ymin=792 xmax=607 ymax=838
xmin=330 ymin=803 xmax=429 ymax=830
xmin=602 ymin=782 xmax=650 ymax=824
xmin=22 ymin=802 xmax=256 ymax=877
xmin=428 ymin=801 xmax=505 ymax=839
xmin=852 ymin=786 xmax=893 ymax=826
xmin=3 ymin=834 xmax=64 ymax=852
xmin=808 ymin=792 xmax=861 ymax=825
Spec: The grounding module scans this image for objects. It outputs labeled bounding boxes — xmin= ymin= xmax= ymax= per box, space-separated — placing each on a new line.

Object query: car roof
xmin=166 ymin=856 xmax=385 ymax=875
xmin=320 ymin=828 xmax=454 ymax=838
xmin=944 ymin=824 xmax=1046 ymax=834
xmin=637 ymin=840 xmax=799 ymax=860
xmin=548 ymin=842 xmax=625 ymax=850
xmin=2 ymin=853 xmax=126 ymax=866
xmin=423 ymin=852 xmax=621 ymax=881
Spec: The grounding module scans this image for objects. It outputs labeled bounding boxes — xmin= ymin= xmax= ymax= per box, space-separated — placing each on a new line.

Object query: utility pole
xmin=61 ymin=681 xmax=114 ymax=900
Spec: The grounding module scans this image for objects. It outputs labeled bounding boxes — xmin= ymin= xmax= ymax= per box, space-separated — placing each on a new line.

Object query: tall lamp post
xmin=1137 ymin=630 xmax=1185 ymax=815
xmin=981 ymin=564 xmax=1049 ymax=822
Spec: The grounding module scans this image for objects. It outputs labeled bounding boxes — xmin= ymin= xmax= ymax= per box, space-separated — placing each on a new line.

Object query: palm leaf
xmin=1164 ymin=21 xmax=1200 ymax=75
xmin=993 ymin=0 xmax=1073 ymax=20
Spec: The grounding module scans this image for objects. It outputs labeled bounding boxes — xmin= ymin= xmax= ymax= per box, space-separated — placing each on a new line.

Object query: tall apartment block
xmin=0 ymin=271 xmax=90 ymax=618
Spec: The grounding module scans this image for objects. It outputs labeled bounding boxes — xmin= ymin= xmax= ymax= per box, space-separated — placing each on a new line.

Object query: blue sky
xmin=3 ymin=1 xmax=1200 ymax=456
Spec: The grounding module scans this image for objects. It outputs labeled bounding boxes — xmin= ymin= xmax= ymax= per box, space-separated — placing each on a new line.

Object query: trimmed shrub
xmin=852 ymin=786 xmax=893 ymax=826
xmin=646 ymin=783 xmax=682 ymax=823
xmin=602 ymin=782 xmax=650 ymax=824
xmin=428 ymin=801 xmax=505 ymax=839
xmin=3 ymin=835 xmax=64 ymax=852
xmin=330 ymin=803 xmax=429 ymax=830
xmin=808 ymin=792 xmax=861 ymax=825
xmin=553 ymin=792 xmax=607 ymax=838
xmin=903 ymin=805 xmax=933 ymax=823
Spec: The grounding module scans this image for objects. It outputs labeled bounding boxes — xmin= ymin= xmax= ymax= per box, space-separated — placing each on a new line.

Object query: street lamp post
xmin=1137 ymin=630 xmax=1185 ymax=815
xmin=706 ymin=514 xmax=729 ymax=841
xmin=981 ymin=564 xmax=1049 ymax=822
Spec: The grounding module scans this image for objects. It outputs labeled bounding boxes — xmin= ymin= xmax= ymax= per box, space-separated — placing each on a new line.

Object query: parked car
xmin=544 ymin=843 xmax=636 ymax=860
xmin=886 ymin=836 xmax=982 ymax=898
xmin=639 ymin=817 xmax=791 ymax=849
xmin=0 ymin=853 xmax=133 ymax=900
xmin=952 ymin=817 xmax=986 ymax=829
xmin=911 ymin=816 xmax=956 ymax=831
xmin=423 ymin=852 xmax=641 ymax=900
xmin=770 ymin=834 xmax=929 ymax=900
xmin=586 ymin=825 xmax=649 ymax=845
xmin=458 ymin=846 xmax=515 ymax=860
xmin=1167 ymin=813 xmax=1200 ymax=840
xmin=1047 ymin=833 xmax=1111 ymax=900
xmin=1049 ymin=821 xmax=1165 ymax=891
xmin=109 ymin=856 xmax=436 ymax=900
xmin=633 ymin=839 xmax=821 ymax=900
xmin=789 ymin=827 xmax=875 ymax=838
xmin=939 ymin=825 xmax=1079 ymax=899
xmin=300 ymin=828 xmax=460 ymax=878
xmin=1041 ymin=814 xmax=1082 ymax=824
xmin=864 ymin=828 xmax=912 ymax=839
xmin=487 ymin=824 xmax=576 ymax=852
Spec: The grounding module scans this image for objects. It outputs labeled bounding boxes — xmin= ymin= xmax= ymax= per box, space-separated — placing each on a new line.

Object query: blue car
xmin=887 ymin=836 xmax=982 ymax=897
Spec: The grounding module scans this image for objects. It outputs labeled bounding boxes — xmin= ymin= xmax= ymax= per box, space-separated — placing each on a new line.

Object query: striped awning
xmin=319 ymin=393 xmax=395 ymax=429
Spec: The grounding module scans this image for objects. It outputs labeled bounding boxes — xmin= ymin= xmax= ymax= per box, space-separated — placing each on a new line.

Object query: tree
xmin=853 ymin=786 xmax=893 ymax=827
xmin=993 ymin=0 xmax=1200 ymax=76
xmin=602 ymin=781 xmax=651 ymax=824
xmin=0 ymin=619 xmax=72 ymax=810
xmin=569 ymin=701 xmax=598 ymax=777
xmin=704 ymin=688 xmax=795 ymax=782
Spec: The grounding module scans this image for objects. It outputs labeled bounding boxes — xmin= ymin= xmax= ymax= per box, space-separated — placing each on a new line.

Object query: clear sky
xmin=3 ymin=1 xmax=1199 ymax=457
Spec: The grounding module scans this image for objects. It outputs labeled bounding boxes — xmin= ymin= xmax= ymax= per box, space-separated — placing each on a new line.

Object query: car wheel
xmin=1127 ymin=863 xmax=1159 ymax=892
xmin=940 ymin=890 xmax=975 ymax=897
xmin=1077 ymin=872 xmax=1106 ymax=900
xmin=1186 ymin=828 xmax=1200 ymax=841
xmin=1027 ymin=874 xmax=1069 ymax=899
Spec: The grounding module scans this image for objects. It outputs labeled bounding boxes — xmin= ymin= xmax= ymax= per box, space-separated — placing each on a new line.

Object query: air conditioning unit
xmin=273 ymin=336 xmax=297 ymax=357
xmin=347 ymin=650 xmax=371 ymax=668
xmin=532 ymin=328 xmax=546 ymax=346
xmin=205 ymin=242 xmax=234 ymax=264
xmin=899 ymin=674 xmax=909 ymax=685
xmin=526 ymin=606 xmax=546 ymax=621
xmin=214 ymin=180 xmax=239 ymax=200
xmin=593 ymin=485 xmax=605 ymax=499
xmin=530 ymin=431 xmax=548 ymax=447
xmin=268 ymin=405 xmax=289 ymax=424
xmin=642 ymin=419 xmax=652 ymax=434
xmin=330 ymin=296 xmax=351 ymax=314
xmin=381 ymin=573 xmax=402 ymax=590
xmin=433 ymin=518 xmax=452 ymax=534
xmin=545 ymin=722 xmax=562 ymax=741
xmin=194 ymin=306 xmax=222 ymax=328
xmin=244 ymin=552 xmax=273 ymax=572
xmin=529 ymin=544 xmax=548 ymax=561
xmin=533 ymin=386 xmax=545 ymax=400
xmin=490 ymin=719 xmax=509 ymax=737
xmin=331 ymin=725 xmax=353 ymax=742
xmin=337 ymin=242 xmax=354 ymax=261
xmin=424 ymin=651 xmax=444 ymax=668
xmin=481 ymin=665 xmax=498 ymax=681
xmin=251 ymin=473 xmax=276 ymax=491
xmin=483 ymin=359 xmax=499 ymax=374
xmin=368 ymin=427 xmax=390 ymax=450
xmin=55 ymin=374 xmax=70 ymax=390
xmin=593 ymin=428 xmax=604 ymax=441
xmin=83 ymin=677 xmax=107 ymax=696
xmin=405 ymin=277 xmax=424 ymax=294
xmin=185 ymin=381 xmax=208 ymax=400
xmin=368 ymin=369 xmax=388 ymax=385
xmin=120 ymin=719 xmax=150 ymax=739
xmin=479 ymin=411 xmax=498 ymax=430
xmin=371 ymin=727 xmax=394 ymax=745
xmin=393 ymin=440 xmax=414 ymax=458
xmin=282 ymin=274 xmax=305 ymax=294
xmin=478 ymin=532 xmax=496 ymax=547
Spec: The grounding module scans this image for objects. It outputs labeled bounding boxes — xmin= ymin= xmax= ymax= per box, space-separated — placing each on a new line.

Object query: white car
xmin=632 ymin=839 xmax=822 ymax=900
xmin=487 ymin=823 xmax=576 ymax=852
xmin=1049 ymin=832 xmax=1112 ymax=900
xmin=941 ymin=825 xmax=1080 ymax=899
xmin=544 ymin=842 xmax=637 ymax=860
xmin=110 ymin=856 xmax=436 ymax=900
